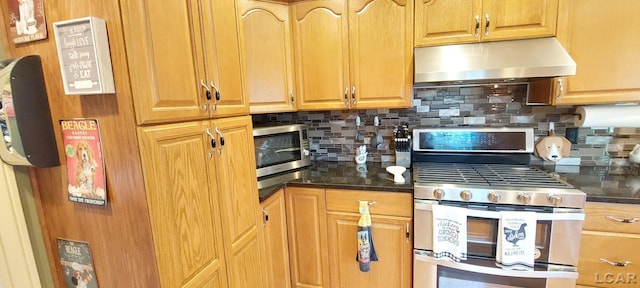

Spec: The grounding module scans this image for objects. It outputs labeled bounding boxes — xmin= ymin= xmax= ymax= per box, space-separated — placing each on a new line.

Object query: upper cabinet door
xmin=122 ymin=0 xmax=209 ymax=125
xmin=203 ymin=0 xmax=249 ymax=118
xmin=349 ymin=0 xmax=413 ymax=109
xmin=293 ymin=0 xmax=351 ymax=111
xmin=415 ymin=0 xmax=482 ymax=46
xmin=482 ymin=0 xmax=558 ymax=41
xmin=240 ymin=0 xmax=297 ymax=114
xmin=415 ymin=0 xmax=557 ymax=47
xmin=552 ymin=0 xmax=640 ymax=105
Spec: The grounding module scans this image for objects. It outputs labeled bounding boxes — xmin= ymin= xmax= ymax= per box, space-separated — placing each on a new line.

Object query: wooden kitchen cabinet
xmin=239 ymin=0 xmax=297 ymax=114
xmin=415 ymin=0 xmax=558 ymax=46
xmin=285 ymin=186 xmax=331 ymax=288
xmin=547 ymin=0 xmax=640 ymax=105
xmin=577 ymin=202 xmax=640 ymax=287
xmin=326 ymin=189 xmax=412 ymax=288
xmin=122 ymin=0 xmax=248 ymax=125
xmin=137 ymin=116 xmax=266 ymax=288
xmin=292 ymin=0 xmax=413 ymax=111
xmin=260 ymin=189 xmax=292 ymax=288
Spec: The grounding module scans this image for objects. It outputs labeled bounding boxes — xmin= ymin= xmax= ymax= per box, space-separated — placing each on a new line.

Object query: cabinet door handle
xmin=406 ymin=222 xmax=411 ymax=242
xmin=601 ymin=258 xmax=632 ymax=267
xmin=262 ymin=208 xmax=269 ymax=226
xmin=215 ymin=127 xmax=224 ymax=154
xmin=474 ymin=15 xmax=480 ymax=38
xmin=351 ymin=86 xmax=356 ymax=106
xmin=210 ymin=81 xmax=220 ymax=111
xmin=344 ymin=87 xmax=349 ymax=107
xmin=556 ymin=78 xmax=564 ymax=100
xmin=200 ymin=80 xmax=211 ymax=111
xmin=484 ymin=14 xmax=490 ymax=36
xmin=606 ymin=215 xmax=640 ymax=223
xmin=290 ymin=90 xmax=294 ymax=106
xmin=206 ymin=128 xmax=217 ymax=149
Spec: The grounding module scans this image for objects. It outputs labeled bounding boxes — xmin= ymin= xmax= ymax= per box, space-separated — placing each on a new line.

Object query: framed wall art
xmin=6 ymin=0 xmax=48 ymax=44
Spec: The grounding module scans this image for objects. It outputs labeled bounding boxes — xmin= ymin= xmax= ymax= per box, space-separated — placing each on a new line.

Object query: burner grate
xmin=414 ymin=163 xmax=572 ymax=188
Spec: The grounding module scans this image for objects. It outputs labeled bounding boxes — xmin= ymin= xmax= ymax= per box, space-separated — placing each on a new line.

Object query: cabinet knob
xmin=351 ymin=86 xmax=356 ymax=106
xmin=606 ymin=215 xmax=640 ymax=223
xmin=556 ymin=78 xmax=564 ymax=100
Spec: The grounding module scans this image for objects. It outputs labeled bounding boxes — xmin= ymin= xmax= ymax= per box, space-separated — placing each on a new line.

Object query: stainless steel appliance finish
xmin=414 ymin=37 xmax=576 ymax=84
xmin=412 ymin=127 xmax=586 ymax=288
xmin=253 ymin=124 xmax=311 ymax=178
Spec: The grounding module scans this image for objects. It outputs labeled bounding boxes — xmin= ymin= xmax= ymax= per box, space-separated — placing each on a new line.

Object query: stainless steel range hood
xmin=414 ymin=37 xmax=576 ymax=84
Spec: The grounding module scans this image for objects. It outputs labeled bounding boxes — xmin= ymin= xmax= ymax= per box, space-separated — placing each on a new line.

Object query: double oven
xmin=411 ymin=128 xmax=586 ymax=288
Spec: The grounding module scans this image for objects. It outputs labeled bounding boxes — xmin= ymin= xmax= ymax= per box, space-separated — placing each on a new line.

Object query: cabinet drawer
xmin=584 ymin=202 xmax=640 ymax=234
xmin=325 ymin=189 xmax=412 ymax=217
xmin=578 ymin=231 xmax=640 ymax=287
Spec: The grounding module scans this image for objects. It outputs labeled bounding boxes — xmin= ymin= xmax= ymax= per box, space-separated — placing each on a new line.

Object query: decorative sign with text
xmin=61 ymin=119 xmax=107 ymax=206
xmin=57 ymin=239 xmax=99 ymax=288
xmin=53 ymin=17 xmax=115 ymax=95
xmin=6 ymin=0 xmax=48 ymax=44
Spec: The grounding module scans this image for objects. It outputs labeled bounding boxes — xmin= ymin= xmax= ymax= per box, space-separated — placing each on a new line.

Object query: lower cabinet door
xmin=326 ymin=212 xmax=412 ymax=288
xmin=262 ymin=189 xmax=292 ymax=288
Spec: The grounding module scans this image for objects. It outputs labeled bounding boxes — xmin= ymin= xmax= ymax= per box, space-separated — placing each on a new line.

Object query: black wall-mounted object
xmin=0 ymin=55 xmax=59 ymax=167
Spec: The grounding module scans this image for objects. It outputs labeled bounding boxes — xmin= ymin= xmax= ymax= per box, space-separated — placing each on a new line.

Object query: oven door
xmin=414 ymin=250 xmax=578 ymax=288
xmin=414 ymin=199 xmax=584 ymax=267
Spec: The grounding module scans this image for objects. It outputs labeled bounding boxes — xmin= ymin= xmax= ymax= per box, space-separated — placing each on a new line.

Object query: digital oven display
xmin=419 ymin=131 xmax=527 ymax=151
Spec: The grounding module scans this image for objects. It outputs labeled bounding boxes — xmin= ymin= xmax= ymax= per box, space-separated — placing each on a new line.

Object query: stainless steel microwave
xmin=253 ymin=124 xmax=311 ymax=178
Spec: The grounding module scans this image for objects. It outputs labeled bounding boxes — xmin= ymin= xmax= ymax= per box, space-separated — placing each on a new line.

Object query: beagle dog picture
xmin=75 ymin=141 xmax=97 ymax=195
xmin=534 ymin=135 xmax=572 ymax=162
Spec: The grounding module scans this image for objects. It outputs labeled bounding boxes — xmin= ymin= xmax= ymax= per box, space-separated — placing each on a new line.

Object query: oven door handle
xmin=415 ymin=200 xmax=585 ymax=221
xmin=414 ymin=251 xmax=578 ymax=279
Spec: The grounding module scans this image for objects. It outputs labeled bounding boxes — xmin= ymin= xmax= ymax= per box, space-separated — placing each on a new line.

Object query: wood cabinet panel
xmin=583 ymin=202 xmax=640 ymax=234
xmin=415 ymin=0 xmax=481 ymax=46
xmin=327 ymin=212 xmax=412 ymax=288
xmin=552 ymin=0 xmax=640 ymax=105
xmin=123 ymin=0 xmax=208 ymax=124
xmin=262 ymin=189 xmax=292 ymax=288
xmin=240 ymin=0 xmax=296 ymax=114
xmin=123 ymin=0 xmax=248 ymax=125
xmin=578 ymin=231 xmax=640 ymax=287
xmin=348 ymin=0 xmax=413 ymax=109
xmin=325 ymin=189 xmax=412 ymax=217
xmin=213 ymin=116 xmax=266 ymax=288
xmin=285 ymin=187 xmax=330 ymax=288
xmin=203 ymin=0 xmax=249 ymax=117
xmin=292 ymin=0 xmax=350 ymax=111
xmin=415 ymin=0 xmax=557 ymax=46
xmin=138 ymin=122 xmax=227 ymax=288
xmin=482 ymin=0 xmax=557 ymax=41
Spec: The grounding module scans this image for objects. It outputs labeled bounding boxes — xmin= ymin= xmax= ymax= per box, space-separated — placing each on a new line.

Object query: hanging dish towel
xmin=432 ymin=205 xmax=467 ymax=262
xmin=356 ymin=200 xmax=378 ymax=272
xmin=496 ymin=211 xmax=537 ymax=271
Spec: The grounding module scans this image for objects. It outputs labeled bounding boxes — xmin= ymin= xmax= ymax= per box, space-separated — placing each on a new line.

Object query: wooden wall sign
xmin=53 ymin=17 xmax=115 ymax=95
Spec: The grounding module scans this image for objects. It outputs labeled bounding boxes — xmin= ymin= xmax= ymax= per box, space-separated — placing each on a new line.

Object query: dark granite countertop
xmin=258 ymin=161 xmax=412 ymax=202
xmin=259 ymin=161 xmax=640 ymax=205
xmin=538 ymin=165 xmax=640 ymax=205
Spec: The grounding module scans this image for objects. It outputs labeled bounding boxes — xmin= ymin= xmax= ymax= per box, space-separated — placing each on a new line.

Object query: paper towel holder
xmin=0 ymin=55 xmax=60 ymax=167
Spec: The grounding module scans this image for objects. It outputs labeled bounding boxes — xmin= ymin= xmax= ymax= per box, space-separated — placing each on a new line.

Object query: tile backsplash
xmin=252 ymin=83 xmax=640 ymax=166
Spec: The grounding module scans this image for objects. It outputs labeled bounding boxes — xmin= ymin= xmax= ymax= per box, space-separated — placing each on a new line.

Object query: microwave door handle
xmin=274 ymin=147 xmax=301 ymax=153
xmin=414 ymin=251 xmax=578 ymax=279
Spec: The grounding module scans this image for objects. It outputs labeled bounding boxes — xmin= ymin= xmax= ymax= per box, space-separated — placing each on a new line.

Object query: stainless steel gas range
xmin=411 ymin=127 xmax=586 ymax=288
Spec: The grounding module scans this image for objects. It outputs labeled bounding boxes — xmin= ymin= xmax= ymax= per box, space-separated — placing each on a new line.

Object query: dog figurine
xmin=75 ymin=141 xmax=97 ymax=195
xmin=534 ymin=135 xmax=571 ymax=162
